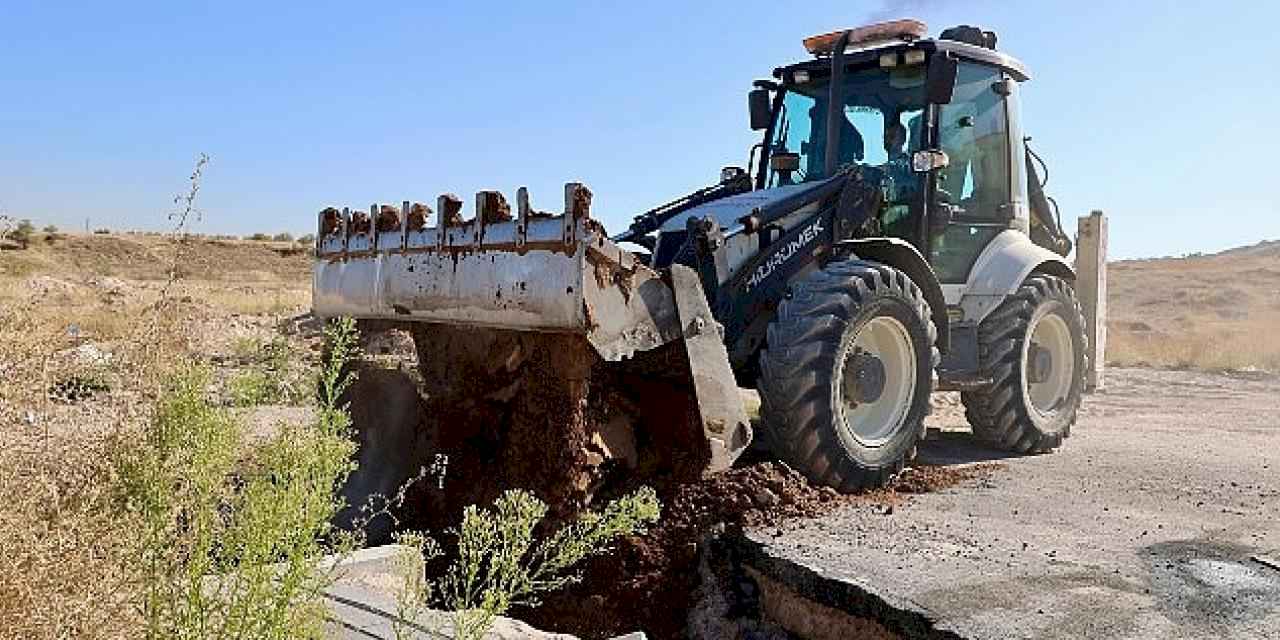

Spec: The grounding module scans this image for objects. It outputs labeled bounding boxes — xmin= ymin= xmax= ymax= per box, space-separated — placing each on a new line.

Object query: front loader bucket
xmin=314 ymin=184 xmax=680 ymax=362
xmin=313 ymin=184 xmax=750 ymax=503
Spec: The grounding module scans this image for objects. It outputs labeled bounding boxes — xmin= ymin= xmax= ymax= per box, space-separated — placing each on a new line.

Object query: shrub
xmin=297 ymin=234 xmax=315 ymax=246
xmin=42 ymin=224 xmax=58 ymax=234
xmin=393 ymin=487 xmax=660 ymax=640
xmin=248 ymin=233 xmax=271 ymax=242
xmin=227 ymin=337 xmax=310 ymax=406
xmin=271 ymin=232 xmax=293 ymax=242
xmin=227 ymin=369 xmax=277 ymax=407
xmin=114 ymin=317 xmax=361 ymax=639
xmin=7 ymin=219 xmax=34 ymax=248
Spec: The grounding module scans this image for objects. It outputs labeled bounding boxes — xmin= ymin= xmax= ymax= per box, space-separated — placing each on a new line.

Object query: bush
xmin=227 ymin=337 xmax=310 ymax=406
xmin=271 ymin=232 xmax=293 ymax=242
xmin=7 ymin=219 xmax=34 ymax=248
xmin=297 ymin=234 xmax=315 ymax=246
xmin=114 ymin=317 xmax=361 ymax=639
xmin=42 ymin=224 xmax=57 ymax=234
xmin=248 ymin=233 xmax=271 ymax=242
xmin=393 ymin=487 xmax=660 ymax=640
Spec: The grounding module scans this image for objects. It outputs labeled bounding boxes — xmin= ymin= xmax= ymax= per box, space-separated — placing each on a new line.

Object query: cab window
xmin=930 ymin=62 xmax=1011 ymax=283
xmin=936 ymin=62 xmax=1010 ymax=220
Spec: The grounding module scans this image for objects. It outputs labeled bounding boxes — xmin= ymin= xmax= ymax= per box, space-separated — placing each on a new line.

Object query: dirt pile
xmin=353 ymin=325 xmax=719 ymax=541
xmin=523 ymin=462 xmax=834 ymax=639
xmin=523 ymin=461 xmax=1000 ymax=639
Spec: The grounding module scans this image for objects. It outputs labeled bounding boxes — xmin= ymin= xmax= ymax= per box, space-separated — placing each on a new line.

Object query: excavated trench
xmin=336 ymin=324 xmax=995 ymax=639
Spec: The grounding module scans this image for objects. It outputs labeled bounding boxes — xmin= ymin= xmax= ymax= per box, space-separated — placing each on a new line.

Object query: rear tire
xmin=759 ymin=260 xmax=938 ymax=491
xmin=961 ymin=274 xmax=1087 ymax=453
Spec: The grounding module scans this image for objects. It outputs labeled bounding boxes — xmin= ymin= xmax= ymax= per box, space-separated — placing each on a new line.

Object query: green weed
xmin=114 ymin=317 xmax=361 ymax=639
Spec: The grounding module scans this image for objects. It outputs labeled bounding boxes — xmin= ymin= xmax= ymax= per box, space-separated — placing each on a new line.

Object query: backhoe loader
xmin=314 ymin=20 xmax=1087 ymax=512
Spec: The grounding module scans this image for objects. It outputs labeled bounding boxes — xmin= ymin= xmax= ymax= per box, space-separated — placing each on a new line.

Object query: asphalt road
xmin=737 ymin=367 xmax=1280 ymax=639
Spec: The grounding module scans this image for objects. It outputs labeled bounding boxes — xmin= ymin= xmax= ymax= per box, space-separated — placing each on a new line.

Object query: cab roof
xmin=776 ymin=26 xmax=1031 ymax=83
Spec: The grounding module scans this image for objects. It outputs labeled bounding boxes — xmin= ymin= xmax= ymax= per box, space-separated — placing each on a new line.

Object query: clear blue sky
xmin=2 ymin=1 xmax=1277 ymax=259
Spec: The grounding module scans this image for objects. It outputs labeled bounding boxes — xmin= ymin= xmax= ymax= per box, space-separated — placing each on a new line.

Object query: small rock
xmin=753 ymin=487 xmax=781 ymax=507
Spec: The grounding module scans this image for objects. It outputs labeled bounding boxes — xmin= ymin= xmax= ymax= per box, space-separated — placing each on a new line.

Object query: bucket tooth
xmin=351 ymin=208 xmax=372 ymax=235
xmin=407 ymin=202 xmax=432 ymax=232
xmin=437 ymin=193 xmax=464 ymax=249
xmin=377 ymin=204 xmax=401 ymax=232
xmin=477 ymin=190 xmax=513 ymax=224
xmin=476 ymin=190 xmax=512 ymax=246
xmin=562 ymin=182 xmax=592 ymax=244
xmin=564 ymin=182 xmax=593 ymax=219
xmin=319 ymin=206 xmax=342 ymax=237
xmin=516 ymin=187 xmax=530 ymax=247
xmin=438 ymin=194 xmax=464 ymax=227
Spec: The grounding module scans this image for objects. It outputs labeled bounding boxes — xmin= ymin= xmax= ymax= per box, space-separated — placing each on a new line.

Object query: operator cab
xmin=749 ymin=20 xmax=1032 ymax=285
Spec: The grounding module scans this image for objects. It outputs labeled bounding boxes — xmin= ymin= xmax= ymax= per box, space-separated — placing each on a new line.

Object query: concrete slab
xmin=322 ymin=545 xmax=580 ymax=640
xmin=321 ymin=545 xmax=647 ymax=640
xmin=736 ymin=368 xmax=1280 ymax=639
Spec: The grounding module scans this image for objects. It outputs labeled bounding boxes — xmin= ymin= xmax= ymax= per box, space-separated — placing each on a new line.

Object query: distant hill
xmin=1109 ymin=240 xmax=1280 ymax=371
xmin=0 ymin=232 xmax=310 ymax=282
xmin=1213 ymin=239 xmax=1280 ymax=259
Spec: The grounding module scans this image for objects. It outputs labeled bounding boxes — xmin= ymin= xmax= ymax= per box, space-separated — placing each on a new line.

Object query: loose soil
xmin=522 ymin=462 xmax=999 ymax=639
xmin=342 ymin=323 xmax=1001 ymax=638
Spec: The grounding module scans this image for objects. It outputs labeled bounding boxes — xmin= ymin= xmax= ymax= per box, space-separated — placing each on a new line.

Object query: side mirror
xmin=926 ymin=54 xmax=958 ymax=104
xmin=749 ymin=89 xmax=772 ymax=131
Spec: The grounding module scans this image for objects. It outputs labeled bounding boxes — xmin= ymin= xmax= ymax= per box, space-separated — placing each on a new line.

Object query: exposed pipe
xmin=823 ymin=31 xmax=852 ymax=179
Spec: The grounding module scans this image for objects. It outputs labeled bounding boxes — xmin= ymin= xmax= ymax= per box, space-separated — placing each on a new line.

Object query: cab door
xmin=928 ymin=61 xmax=1025 ymax=284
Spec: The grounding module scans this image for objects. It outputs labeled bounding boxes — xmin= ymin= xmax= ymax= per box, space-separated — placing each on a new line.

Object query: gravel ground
xmin=736 ymin=367 xmax=1280 ymax=639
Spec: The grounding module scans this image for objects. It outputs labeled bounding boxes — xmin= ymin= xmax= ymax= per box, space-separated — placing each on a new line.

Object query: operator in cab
xmin=879 ymin=120 xmax=917 ymax=238
xmin=803 ymin=100 xmax=865 ymax=180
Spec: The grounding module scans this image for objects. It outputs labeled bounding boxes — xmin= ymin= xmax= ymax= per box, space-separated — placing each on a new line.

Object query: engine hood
xmin=658 ymin=181 xmax=834 ymax=233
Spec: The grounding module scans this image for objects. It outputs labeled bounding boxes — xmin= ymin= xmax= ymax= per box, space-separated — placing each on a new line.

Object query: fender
xmin=958 ymin=229 xmax=1075 ymax=324
xmin=837 ymin=237 xmax=950 ymax=353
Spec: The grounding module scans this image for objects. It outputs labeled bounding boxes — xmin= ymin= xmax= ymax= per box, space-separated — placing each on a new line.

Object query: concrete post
xmin=1075 ymin=211 xmax=1107 ymax=391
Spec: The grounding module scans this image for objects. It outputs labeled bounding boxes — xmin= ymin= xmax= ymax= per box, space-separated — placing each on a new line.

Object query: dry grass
xmin=0 ymin=270 xmax=340 ymax=639
xmin=0 ymin=286 xmax=146 ymax=639
xmin=198 ymin=285 xmax=309 ymax=317
xmin=0 ymin=435 xmax=139 ymax=639
xmin=1107 ymin=314 xmax=1280 ymax=372
xmin=1106 ymin=248 xmax=1280 ymax=373
xmin=0 ymin=165 xmax=338 ymax=638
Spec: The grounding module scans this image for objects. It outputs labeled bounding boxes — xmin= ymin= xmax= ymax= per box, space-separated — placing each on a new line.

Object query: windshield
xmin=767 ymin=65 xmax=927 ymax=191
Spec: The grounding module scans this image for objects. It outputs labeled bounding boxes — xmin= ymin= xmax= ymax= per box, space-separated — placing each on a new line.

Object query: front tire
xmin=962 ymin=274 xmax=1087 ymax=453
xmin=759 ymin=261 xmax=938 ymax=491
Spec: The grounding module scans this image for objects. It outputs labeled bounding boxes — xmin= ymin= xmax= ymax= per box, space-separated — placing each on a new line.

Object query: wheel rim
xmin=836 ymin=316 xmax=917 ymax=447
xmin=1023 ymin=309 xmax=1074 ymax=418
